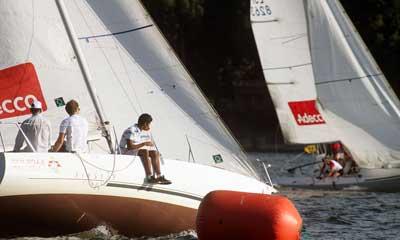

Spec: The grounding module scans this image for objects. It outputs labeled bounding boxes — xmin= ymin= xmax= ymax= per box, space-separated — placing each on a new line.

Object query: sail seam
xmin=78 ymin=24 xmax=154 ymax=40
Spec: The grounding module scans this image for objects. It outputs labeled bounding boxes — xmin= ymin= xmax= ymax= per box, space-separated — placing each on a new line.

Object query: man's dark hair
xmin=138 ymin=113 xmax=152 ymax=126
xmin=65 ymin=100 xmax=79 ymax=116
xmin=30 ymin=108 xmax=41 ymax=115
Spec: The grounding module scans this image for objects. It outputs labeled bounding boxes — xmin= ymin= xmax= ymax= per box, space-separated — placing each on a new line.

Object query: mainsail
xmin=0 ymin=0 xmax=256 ymax=177
xmin=251 ymin=0 xmax=400 ymax=168
xmin=0 ymin=0 xmax=102 ymax=145
xmin=250 ymin=0 xmax=337 ymax=144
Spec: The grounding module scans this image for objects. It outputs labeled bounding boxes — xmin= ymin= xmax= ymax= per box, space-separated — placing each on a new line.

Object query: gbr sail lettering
xmin=251 ymin=0 xmax=272 ymax=17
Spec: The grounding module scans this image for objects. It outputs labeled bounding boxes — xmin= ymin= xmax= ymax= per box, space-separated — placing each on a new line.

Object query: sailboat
xmin=0 ymin=0 xmax=276 ymax=237
xmin=251 ymin=0 xmax=400 ymax=191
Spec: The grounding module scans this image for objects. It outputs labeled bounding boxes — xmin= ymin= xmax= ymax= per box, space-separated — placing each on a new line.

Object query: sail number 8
xmin=251 ymin=5 xmax=272 ymax=17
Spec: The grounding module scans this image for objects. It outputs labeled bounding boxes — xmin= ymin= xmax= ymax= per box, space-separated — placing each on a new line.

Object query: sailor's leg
xmin=138 ymin=149 xmax=152 ymax=177
xmin=149 ymin=150 xmax=161 ymax=176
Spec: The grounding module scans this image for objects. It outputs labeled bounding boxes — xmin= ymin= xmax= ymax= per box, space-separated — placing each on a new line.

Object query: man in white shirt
xmin=319 ymin=156 xmax=344 ymax=179
xmin=120 ymin=113 xmax=171 ymax=185
xmin=52 ymin=100 xmax=88 ymax=153
xmin=13 ymin=100 xmax=51 ymax=152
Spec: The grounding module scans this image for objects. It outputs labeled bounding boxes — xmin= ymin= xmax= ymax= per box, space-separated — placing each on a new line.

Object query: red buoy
xmin=196 ymin=191 xmax=302 ymax=240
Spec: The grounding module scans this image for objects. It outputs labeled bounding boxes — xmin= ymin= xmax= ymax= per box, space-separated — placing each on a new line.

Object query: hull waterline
xmin=277 ymin=168 xmax=400 ymax=192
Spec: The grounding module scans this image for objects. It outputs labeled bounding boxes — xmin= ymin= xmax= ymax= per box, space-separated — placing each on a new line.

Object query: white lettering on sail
xmin=288 ymin=100 xmax=326 ymax=126
xmin=296 ymin=113 xmax=325 ymax=125
xmin=0 ymin=63 xmax=47 ymax=119
xmin=0 ymin=95 xmax=38 ymax=115
xmin=250 ymin=0 xmax=274 ymax=22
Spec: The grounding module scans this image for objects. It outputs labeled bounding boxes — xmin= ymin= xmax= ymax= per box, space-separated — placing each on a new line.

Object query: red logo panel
xmin=0 ymin=63 xmax=47 ymax=119
xmin=288 ymin=100 xmax=325 ymax=126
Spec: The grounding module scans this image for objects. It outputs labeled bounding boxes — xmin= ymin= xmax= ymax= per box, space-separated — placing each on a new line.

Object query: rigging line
xmin=263 ymin=62 xmax=311 ymax=71
xmin=190 ymin=111 xmax=246 ymax=150
xmin=0 ymin=130 xmax=5 ymax=152
xmin=322 ymin=1 xmax=400 ymax=118
xmin=75 ymin=152 xmax=116 ymax=189
xmin=150 ymin=132 xmax=164 ymax=165
xmin=77 ymin=153 xmax=137 ymax=173
xmin=79 ymin=0 xmax=153 ymax=114
xmin=184 ymin=133 xmax=232 ymax=157
xmin=139 ymin=0 xmax=250 ymax=167
xmin=74 ymin=0 xmax=140 ymax=115
xmin=78 ymin=24 xmax=154 ymax=41
xmin=56 ymin=0 xmax=114 ymax=153
xmin=315 ymin=73 xmax=384 ymax=85
xmin=116 ymin=44 xmax=143 ymax=114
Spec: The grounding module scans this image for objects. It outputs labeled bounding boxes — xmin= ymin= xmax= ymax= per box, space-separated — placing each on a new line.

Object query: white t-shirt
xmin=59 ymin=115 xmax=88 ymax=152
xmin=119 ymin=124 xmax=154 ymax=154
xmin=14 ymin=114 xmax=51 ymax=152
xmin=329 ymin=160 xmax=343 ymax=171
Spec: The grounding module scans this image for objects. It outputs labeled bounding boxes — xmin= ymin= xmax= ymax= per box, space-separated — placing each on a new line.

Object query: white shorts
xmin=120 ymin=145 xmax=156 ymax=155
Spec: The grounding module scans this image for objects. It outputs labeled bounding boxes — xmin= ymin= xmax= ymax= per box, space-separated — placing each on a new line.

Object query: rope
xmin=75 ymin=134 xmax=128 ymax=189
xmin=75 ymin=152 xmax=116 ymax=189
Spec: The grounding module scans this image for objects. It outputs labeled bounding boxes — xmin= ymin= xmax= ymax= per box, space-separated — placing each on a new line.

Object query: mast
xmin=55 ymin=0 xmax=114 ymax=153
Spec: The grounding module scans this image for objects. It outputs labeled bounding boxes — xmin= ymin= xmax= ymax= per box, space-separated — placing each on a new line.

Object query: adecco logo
xmin=288 ymin=100 xmax=326 ymax=126
xmin=0 ymin=63 xmax=47 ymax=119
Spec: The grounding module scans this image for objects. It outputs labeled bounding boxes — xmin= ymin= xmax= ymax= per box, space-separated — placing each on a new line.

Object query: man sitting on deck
xmin=51 ymin=100 xmax=88 ymax=153
xmin=331 ymin=142 xmax=358 ymax=175
xmin=119 ymin=113 xmax=171 ymax=185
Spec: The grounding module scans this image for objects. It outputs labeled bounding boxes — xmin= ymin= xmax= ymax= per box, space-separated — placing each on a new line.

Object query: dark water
xmin=9 ymin=153 xmax=400 ymax=240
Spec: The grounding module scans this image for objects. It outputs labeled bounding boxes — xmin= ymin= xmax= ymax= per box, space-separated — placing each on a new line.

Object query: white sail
xmin=0 ymin=0 xmax=257 ymax=177
xmin=62 ymin=0 xmax=257 ymax=176
xmin=307 ymin=0 xmax=400 ymax=167
xmin=250 ymin=0 xmax=337 ymax=144
xmin=251 ymin=0 xmax=400 ymax=168
xmin=0 ymin=0 xmax=102 ymax=149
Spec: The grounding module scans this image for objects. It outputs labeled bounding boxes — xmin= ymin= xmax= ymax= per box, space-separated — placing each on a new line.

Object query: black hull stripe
xmin=107 ymin=182 xmax=203 ymax=201
xmin=0 ymin=153 xmax=5 ymax=184
xmin=364 ymin=175 xmax=400 ymax=182
xmin=26 ymin=177 xmax=203 ymax=202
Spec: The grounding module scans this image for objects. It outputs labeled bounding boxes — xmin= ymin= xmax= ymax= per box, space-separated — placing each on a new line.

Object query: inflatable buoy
xmin=196 ymin=191 xmax=302 ymax=240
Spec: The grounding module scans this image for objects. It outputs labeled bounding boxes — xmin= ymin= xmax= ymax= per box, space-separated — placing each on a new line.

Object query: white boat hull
xmin=0 ymin=152 xmax=275 ymax=237
xmin=277 ymin=168 xmax=400 ymax=192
